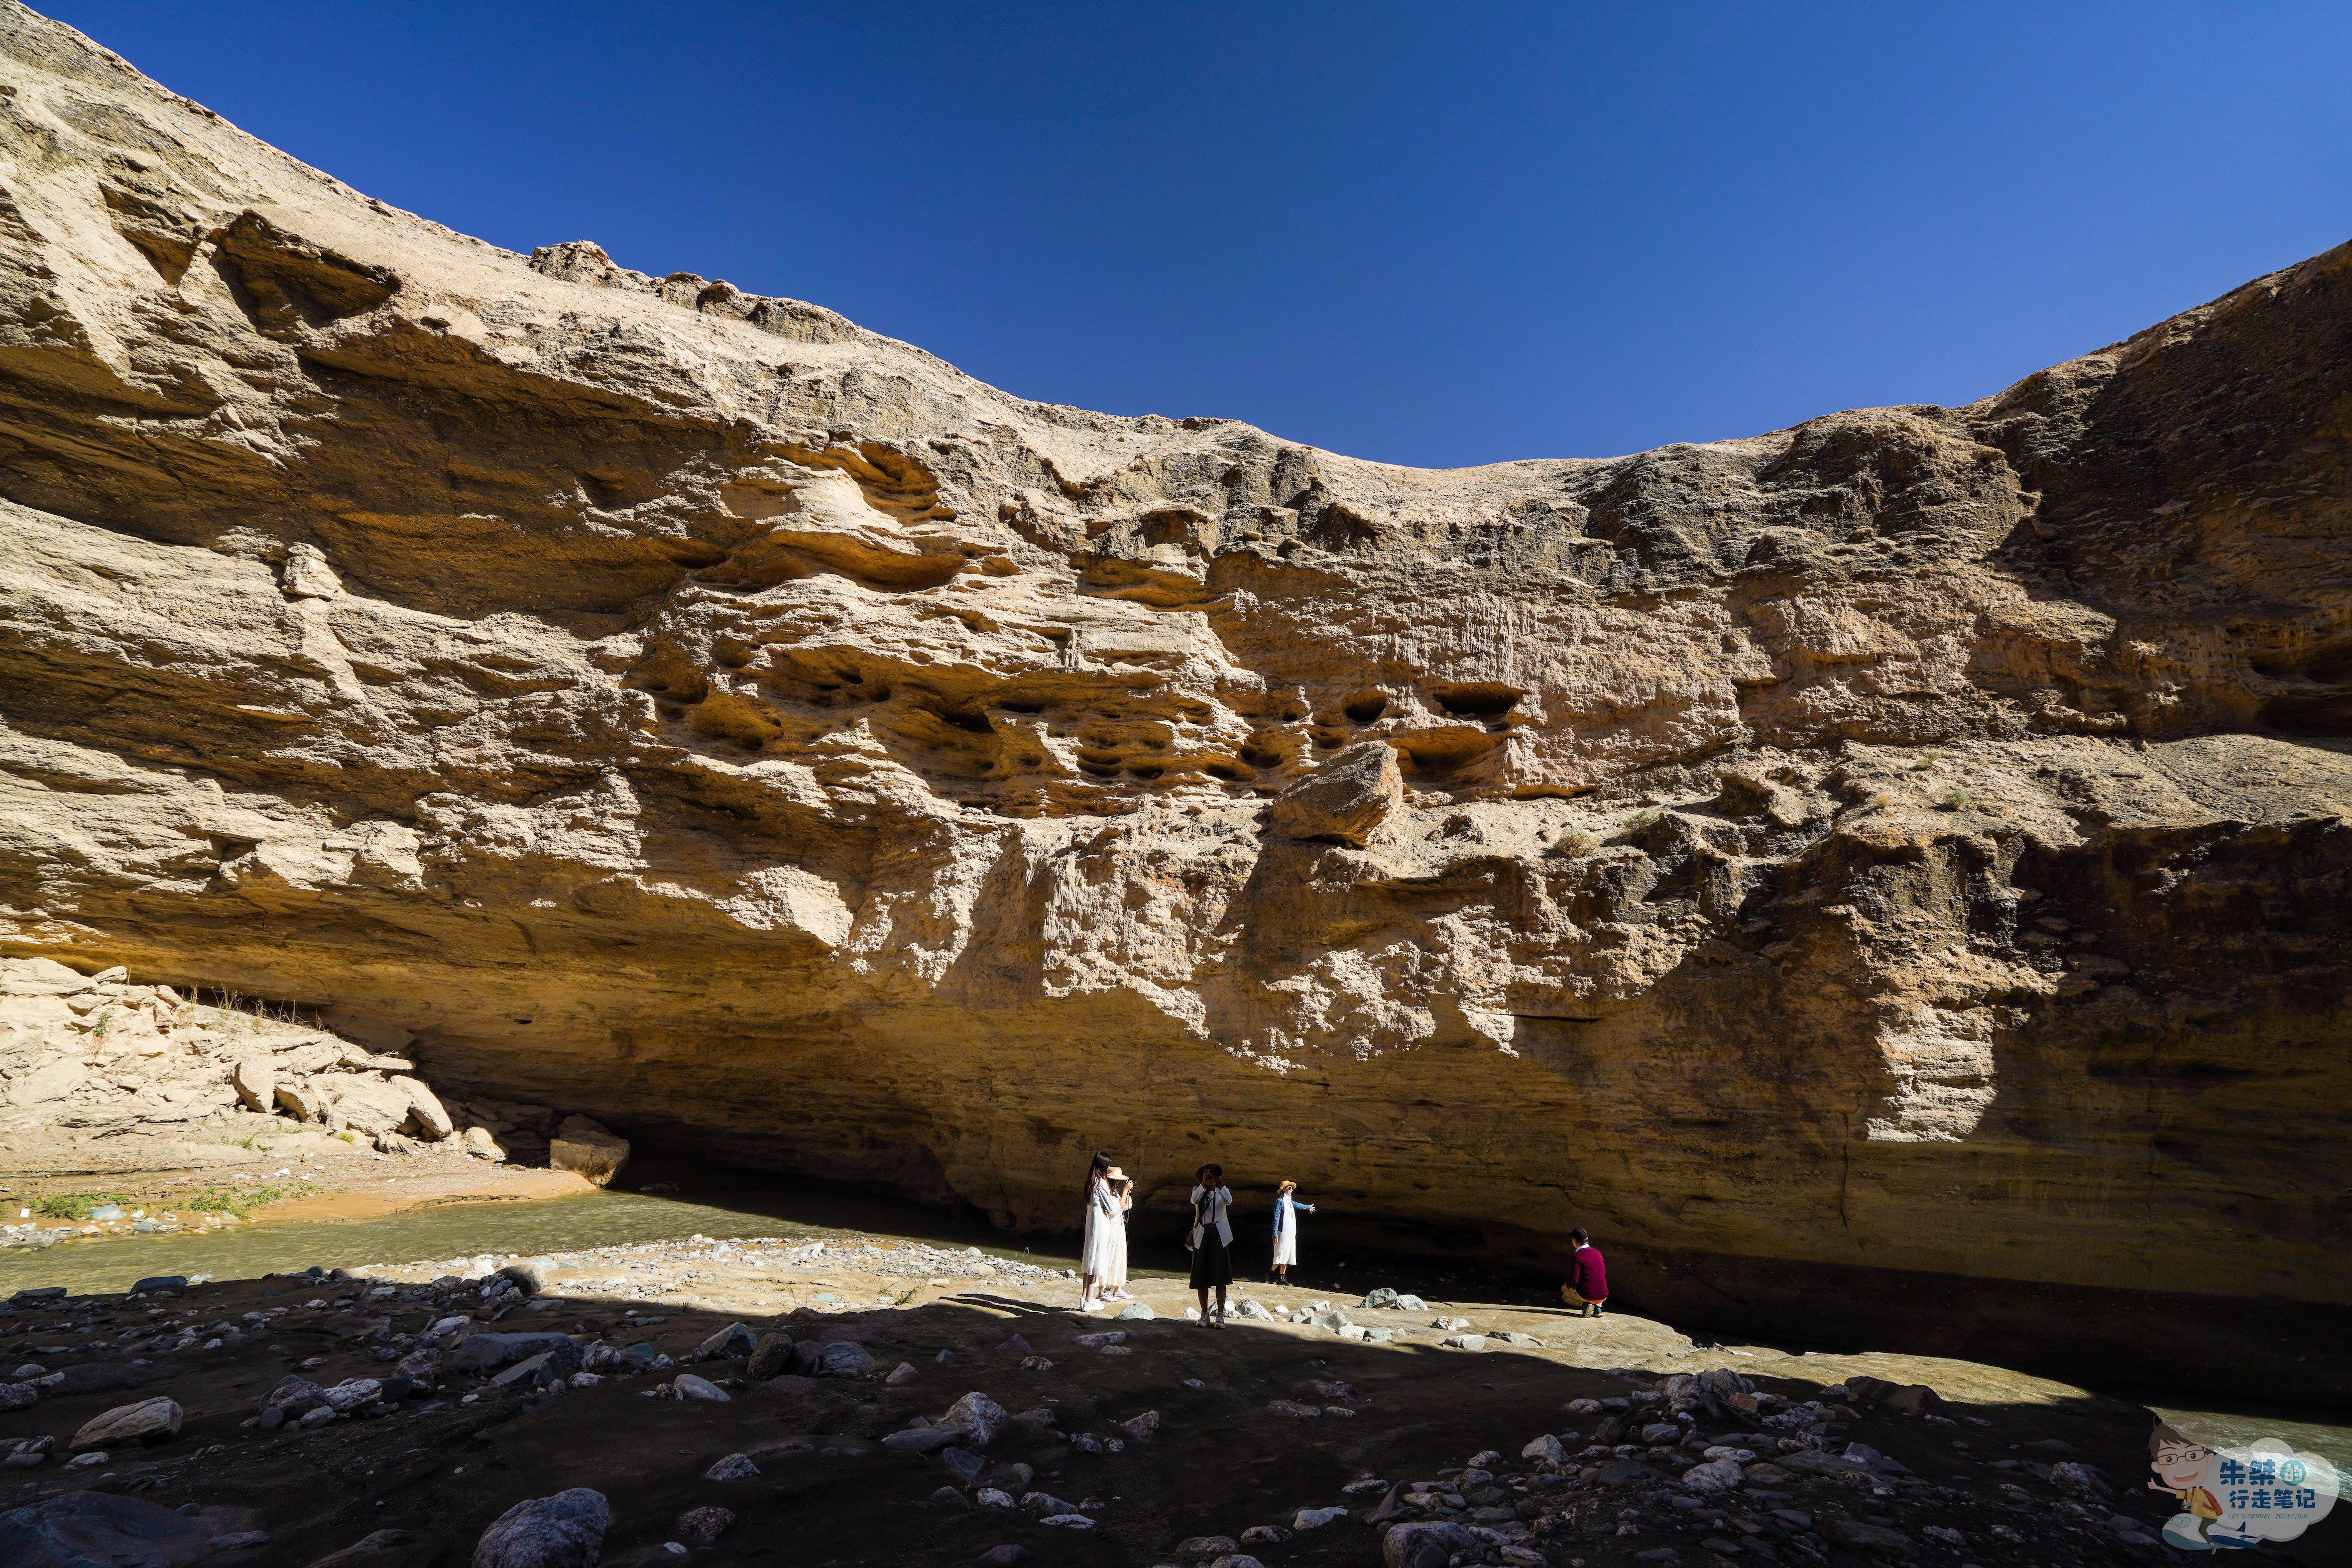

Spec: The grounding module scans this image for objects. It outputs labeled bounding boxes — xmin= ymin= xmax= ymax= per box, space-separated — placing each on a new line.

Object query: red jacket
xmin=1572 ymin=1243 xmax=1608 ymax=1300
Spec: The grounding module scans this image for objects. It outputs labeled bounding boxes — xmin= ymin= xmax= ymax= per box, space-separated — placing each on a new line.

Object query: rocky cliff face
xmin=0 ymin=4 xmax=2343 ymax=1394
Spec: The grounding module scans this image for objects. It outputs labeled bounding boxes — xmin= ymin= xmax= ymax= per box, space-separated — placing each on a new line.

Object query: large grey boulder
xmin=69 ymin=1395 xmax=180 ymax=1450
xmin=472 ymin=1488 xmax=608 ymax=1568
xmin=1382 ymin=1521 xmax=1477 ymax=1568
xmin=941 ymin=1391 xmax=1007 ymax=1447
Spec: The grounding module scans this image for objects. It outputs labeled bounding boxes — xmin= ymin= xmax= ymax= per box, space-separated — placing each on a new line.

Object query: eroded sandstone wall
xmin=0 ymin=3 xmax=2345 ymax=1392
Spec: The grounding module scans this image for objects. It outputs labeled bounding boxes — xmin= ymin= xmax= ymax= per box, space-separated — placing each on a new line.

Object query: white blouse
xmin=1190 ymin=1183 xmax=1234 ymax=1246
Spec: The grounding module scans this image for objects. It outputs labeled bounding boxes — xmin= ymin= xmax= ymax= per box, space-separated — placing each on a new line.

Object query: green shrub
xmin=1551 ymin=827 xmax=1602 ymax=857
xmin=33 ymin=1191 xmax=130 ymax=1220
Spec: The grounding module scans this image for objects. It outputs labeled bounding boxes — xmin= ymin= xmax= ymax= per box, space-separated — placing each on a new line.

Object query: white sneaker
xmin=1080 ymin=1299 xmax=1104 ymax=1312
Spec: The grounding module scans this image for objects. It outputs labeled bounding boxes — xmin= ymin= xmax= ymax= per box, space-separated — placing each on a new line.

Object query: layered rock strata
xmin=0 ymin=4 xmax=2344 ymax=1392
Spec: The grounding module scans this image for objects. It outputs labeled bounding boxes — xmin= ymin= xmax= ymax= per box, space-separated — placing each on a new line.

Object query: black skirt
xmin=1189 ymin=1226 xmax=1234 ymax=1289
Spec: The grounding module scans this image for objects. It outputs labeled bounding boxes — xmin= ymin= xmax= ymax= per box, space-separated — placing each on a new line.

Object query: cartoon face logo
xmin=2154 ymin=1435 xmax=2218 ymax=1492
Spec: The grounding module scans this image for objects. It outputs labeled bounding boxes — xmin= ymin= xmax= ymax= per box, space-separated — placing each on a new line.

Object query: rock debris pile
xmin=0 ymin=957 xmax=638 ymax=1233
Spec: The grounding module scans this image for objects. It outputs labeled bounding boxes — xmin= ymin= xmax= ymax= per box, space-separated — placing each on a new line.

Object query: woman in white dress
xmin=1079 ymin=1150 xmax=1115 ymax=1310
xmin=1101 ymin=1169 xmax=1134 ymax=1300
xmin=1271 ymin=1179 xmax=1315 ymax=1281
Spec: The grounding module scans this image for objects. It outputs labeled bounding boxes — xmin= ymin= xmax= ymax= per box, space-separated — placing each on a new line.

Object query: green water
xmin=0 ymin=1186 xmax=1078 ymax=1297
xmin=2147 ymin=1404 xmax=2352 ymax=1475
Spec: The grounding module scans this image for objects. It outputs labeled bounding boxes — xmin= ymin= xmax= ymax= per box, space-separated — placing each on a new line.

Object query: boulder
xmin=322 ymin=1073 xmax=413 ymax=1136
xmin=672 ymin=1373 xmax=728 ymax=1401
xmin=696 ymin=1322 xmax=757 ymax=1361
xmin=549 ymin=1116 xmax=628 ymax=1186
xmin=472 ymin=1488 xmax=608 ymax=1568
xmin=1383 ymin=1521 xmax=1478 ymax=1568
xmin=744 ymin=1333 xmax=795 ymax=1382
xmin=1269 ymin=741 xmax=1401 ymax=847
xmin=1777 ymin=1449 xmax=1874 ymax=1479
xmin=882 ymin=1427 xmax=966 ymax=1458
xmin=275 ymin=1078 xmax=328 ymax=1123
xmin=1844 ymin=1374 xmax=1943 ymax=1415
xmin=261 ymin=1376 xmax=329 ymax=1416
xmin=232 ymin=1055 xmax=275 ymax=1113
xmin=496 ymin=1260 xmax=550 ymax=1295
xmin=1682 ymin=1457 xmax=1745 ymax=1493
xmin=811 ymin=1341 xmax=874 ymax=1378
xmin=0 ymin=1383 xmax=35 ymax=1412
xmin=0 ymin=1491 xmax=225 ymax=1566
xmin=449 ymin=1333 xmax=576 ymax=1373
xmin=282 ymin=544 xmax=344 ymax=599
xmin=320 ymin=1379 xmax=383 ymax=1411
xmin=676 ymin=1507 xmax=734 ymax=1546
xmin=942 ymin=1391 xmax=1008 ymax=1446
xmin=70 ymin=1396 xmax=180 ymax=1450
xmin=394 ymin=1076 xmax=454 ymax=1139
xmin=1522 ymin=1433 xmax=1568 ymax=1466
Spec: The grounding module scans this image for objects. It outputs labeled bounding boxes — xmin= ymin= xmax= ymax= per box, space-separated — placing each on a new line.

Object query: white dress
xmin=1102 ymin=1195 xmax=1130 ymax=1291
xmin=1273 ymin=1193 xmax=1304 ymax=1266
xmin=1081 ymin=1180 xmax=1120 ymax=1278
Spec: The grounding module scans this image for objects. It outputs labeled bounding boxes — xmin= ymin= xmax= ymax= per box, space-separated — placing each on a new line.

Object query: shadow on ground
xmin=11 ymin=1263 xmax=2333 ymax=1568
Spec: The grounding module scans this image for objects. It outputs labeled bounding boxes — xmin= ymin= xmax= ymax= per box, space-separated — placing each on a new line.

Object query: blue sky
xmin=48 ymin=2 xmax=2352 ymax=469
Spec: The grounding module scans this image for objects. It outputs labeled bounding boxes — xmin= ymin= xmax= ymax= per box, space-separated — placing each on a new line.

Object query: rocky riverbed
xmin=6 ymin=1230 xmax=2311 ymax=1568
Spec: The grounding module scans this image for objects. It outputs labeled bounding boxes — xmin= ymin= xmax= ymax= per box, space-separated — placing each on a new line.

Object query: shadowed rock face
xmin=0 ymin=3 xmax=2344 ymax=1393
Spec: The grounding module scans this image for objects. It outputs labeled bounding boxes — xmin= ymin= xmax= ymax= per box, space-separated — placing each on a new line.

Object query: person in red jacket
xmin=1560 ymin=1227 xmax=1608 ymax=1316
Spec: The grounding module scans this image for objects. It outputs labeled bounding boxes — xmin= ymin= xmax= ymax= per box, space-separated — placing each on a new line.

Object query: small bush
xmin=1551 ymin=827 xmax=1602 ymax=857
xmin=33 ymin=1191 xmax=130 ymax=1220
xmin=184 ymin=1183 xmax=303 ymax=1217
xmin=1935 ymin=786 xmax=1970 ymax=811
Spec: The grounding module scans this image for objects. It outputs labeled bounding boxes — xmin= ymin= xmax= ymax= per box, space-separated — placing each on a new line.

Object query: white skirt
xmin=1082 ymin=1205 xmax=1121 ymax=1277
xmin=1273 ymin=1227 xmax=1298 ymax=1266
xmin=1102 ymin=1218 xmax=1129 ymax=1289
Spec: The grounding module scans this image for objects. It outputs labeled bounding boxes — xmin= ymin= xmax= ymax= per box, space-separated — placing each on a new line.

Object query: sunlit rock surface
xmin=0 ymin=2 xmax=2344 ymax=1392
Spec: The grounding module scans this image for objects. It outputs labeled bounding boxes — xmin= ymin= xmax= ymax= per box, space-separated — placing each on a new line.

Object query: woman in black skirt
xmin=1188 ymin=1163 xmax=1235 ymax=1328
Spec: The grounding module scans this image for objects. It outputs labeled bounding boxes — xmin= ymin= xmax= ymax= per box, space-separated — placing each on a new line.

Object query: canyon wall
xmin=0 ymin=4 xmax=2344 ymax=1393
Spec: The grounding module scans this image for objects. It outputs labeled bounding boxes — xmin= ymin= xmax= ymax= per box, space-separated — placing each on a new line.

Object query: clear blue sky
xmin=46 ymin=1 xmax=2352 ymax=469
